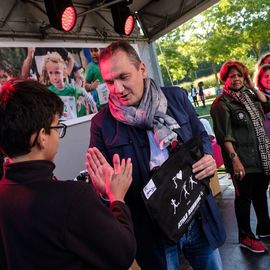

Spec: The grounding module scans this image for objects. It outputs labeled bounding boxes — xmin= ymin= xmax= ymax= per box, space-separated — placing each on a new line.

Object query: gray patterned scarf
xmin=223 ymin=86 xmax=270 ymax=175
xmin=109 ymin=78 xmax=180 ymax=149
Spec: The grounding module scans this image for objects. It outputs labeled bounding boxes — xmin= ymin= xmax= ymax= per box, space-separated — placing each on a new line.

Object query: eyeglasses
xmin=49 ymin=123 xmax=67 ymax=138
xmin=31 ymin=123 xmax=67 ymax=147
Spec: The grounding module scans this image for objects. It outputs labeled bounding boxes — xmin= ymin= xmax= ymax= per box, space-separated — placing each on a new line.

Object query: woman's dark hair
xmin=219 ymin=60 xmax=249 ymax=83
xmin=0 ymin=79 xmax=63 ymax=158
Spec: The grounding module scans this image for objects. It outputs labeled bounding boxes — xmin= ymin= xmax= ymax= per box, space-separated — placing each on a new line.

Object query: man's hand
xmin=106 ymin=154 xmax=132 ymax=203
xmin=192 ymin=154 xmax=216 ymax=180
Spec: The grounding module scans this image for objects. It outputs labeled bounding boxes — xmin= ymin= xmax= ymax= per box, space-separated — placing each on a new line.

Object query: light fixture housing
xmin=111 ymin=2 xmax=135 ymax=36
xmin=44 ymin=0 xmax=77 ymax=32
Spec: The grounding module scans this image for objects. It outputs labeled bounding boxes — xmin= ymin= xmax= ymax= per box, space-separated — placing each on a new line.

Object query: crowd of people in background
xmin=189 ymin=81 xmax=206 ymax=107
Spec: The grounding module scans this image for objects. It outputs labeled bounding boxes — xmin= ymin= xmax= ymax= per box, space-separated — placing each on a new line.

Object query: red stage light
xmin=111 ymin=2 xmax=135 ymax=36
xmin=44 ymin=0 xmax=77 ymax=32
xmin=61 ymin=6 xmax=77 ymax=32
xmin=124 ymin=15 xmax=135 ymax=36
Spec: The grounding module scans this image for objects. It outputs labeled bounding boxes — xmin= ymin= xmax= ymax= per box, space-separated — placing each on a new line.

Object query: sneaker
xmin=240 ymin=236 xmax=266 ymax=253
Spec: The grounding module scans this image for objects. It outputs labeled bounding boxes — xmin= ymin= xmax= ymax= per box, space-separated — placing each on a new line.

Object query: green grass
xmin=193 ymin=97 xmax=215 ymax=117
xmin=195 ymin=104 xmax=211 ymax=116
xmin=193 ymin=97 xmax=216 ymax=128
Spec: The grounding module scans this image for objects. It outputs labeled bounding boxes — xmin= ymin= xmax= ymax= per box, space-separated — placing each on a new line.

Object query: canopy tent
xmin=0 ymin=0 xmax=219 ymax=42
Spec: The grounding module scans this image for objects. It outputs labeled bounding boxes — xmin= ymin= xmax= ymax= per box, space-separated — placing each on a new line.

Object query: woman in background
xmin=255 ymin=64 xmax=270 ymax=137
xmin=256 ymin=53 xmax=270 ymax=68
xmin=211 ymin=60 xmax=270 ymax=254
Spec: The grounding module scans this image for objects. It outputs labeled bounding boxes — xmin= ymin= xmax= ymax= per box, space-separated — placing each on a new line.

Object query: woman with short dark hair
xmin=211 ymin=60 xmax=270 ymax=253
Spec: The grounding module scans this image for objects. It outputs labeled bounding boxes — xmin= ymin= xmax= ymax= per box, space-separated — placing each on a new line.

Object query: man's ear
xmin=140 ymin=62 xmax=147 ymax=79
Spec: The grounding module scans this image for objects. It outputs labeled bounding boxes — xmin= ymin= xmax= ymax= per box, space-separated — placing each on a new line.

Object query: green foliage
xmin=156 ymin=39 xmax=197 ymax=83
xmin=180 ymin=74 xmax=219 ymax=91
xmin=0 ymin=48 xmax=27 ymax=76
xmin=156 ymin=0 xmax=270 ymax=85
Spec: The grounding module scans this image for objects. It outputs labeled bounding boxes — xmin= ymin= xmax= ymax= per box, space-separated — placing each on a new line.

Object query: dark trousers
xmin=199 ymin=95 xmax=205 ymax=107
xmin=192 ymin=96 xmax=199 ymax=107
xmin=232 ymin=173 xmax=270 ymax=240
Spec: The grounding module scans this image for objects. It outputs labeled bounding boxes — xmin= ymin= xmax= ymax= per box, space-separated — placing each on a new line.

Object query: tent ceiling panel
xmin=0 ymin=0 xmax=218 ymax=42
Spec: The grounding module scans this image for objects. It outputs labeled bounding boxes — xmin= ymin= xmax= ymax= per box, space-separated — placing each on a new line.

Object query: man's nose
xmin=114 ymin=80 xmax=124 ymax=94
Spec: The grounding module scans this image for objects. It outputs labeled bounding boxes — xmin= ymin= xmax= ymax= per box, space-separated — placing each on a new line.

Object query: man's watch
xmin=229 ymin=152 xmax=238 ymax=160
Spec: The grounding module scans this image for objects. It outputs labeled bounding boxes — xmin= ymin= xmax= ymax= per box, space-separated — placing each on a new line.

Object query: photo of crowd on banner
xmin=0 ymin=47 xmax=109 ymax=120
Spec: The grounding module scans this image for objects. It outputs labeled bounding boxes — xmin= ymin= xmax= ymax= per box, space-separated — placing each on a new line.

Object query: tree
xmin=0 ymin=48 xmax=26 ymax=76
xmin=217 ymin=0 xmax=270 ymax=58
xmin=156 ymin=0 xmax=270 ymax=86
xmin=156 ymin=28 xmax=198 ymax=85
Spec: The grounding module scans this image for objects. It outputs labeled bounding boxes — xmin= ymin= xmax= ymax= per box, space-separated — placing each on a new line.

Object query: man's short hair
xmin=99 ymin=41 xmax=141 ymax=70
xmin=0 ymin=79 xmax=63 ymax=158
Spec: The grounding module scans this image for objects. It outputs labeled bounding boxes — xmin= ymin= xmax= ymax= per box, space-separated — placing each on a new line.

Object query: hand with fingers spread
xmin=192 ymin=154 xmax=216 ymax=180
xmin=86 ymin=147 xmax=112 ymax=194
xmin=106 ymin=154 xmax=132 ymax=203
xmin=86 ymin=147 xmax=132 ymax=203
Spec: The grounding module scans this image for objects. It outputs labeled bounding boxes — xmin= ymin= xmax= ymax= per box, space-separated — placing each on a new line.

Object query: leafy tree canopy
xmin=156 ymin=0 xmax=270 ymax=85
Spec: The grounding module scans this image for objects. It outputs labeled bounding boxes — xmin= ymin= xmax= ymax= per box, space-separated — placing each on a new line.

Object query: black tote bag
xmin=141 ymin=136 xmax=210 ymax=244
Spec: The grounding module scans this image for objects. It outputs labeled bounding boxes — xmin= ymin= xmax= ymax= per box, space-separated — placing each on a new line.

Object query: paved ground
xmin=182 ymin=173 xmax=270 ymax=270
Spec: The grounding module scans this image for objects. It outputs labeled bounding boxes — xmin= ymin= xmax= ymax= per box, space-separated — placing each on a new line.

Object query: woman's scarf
xmin=109 ymin=78 xmax=180 ymax=149
xmin=223 ymin=86 xmax=270 ymax=175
